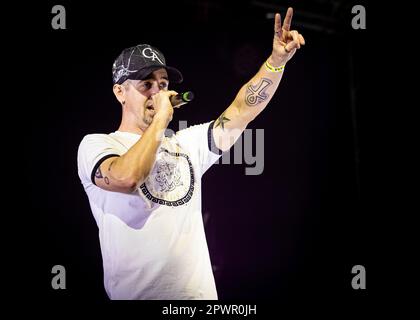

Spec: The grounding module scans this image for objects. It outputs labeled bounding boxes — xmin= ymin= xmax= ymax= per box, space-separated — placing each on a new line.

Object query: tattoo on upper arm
xmin=245 ymin=78 xmax=273 ymax=106
xmin=95 ymin=166 xmax=110 ymax=185
xmin=215 ymin=112 xmax=230 ymax=131
xmin=95 ymin=167 xmax=103 ymax=179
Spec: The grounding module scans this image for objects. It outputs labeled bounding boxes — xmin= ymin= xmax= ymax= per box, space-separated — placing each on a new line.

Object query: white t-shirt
xmin=77 ymin=122 xmax=222 ymax=300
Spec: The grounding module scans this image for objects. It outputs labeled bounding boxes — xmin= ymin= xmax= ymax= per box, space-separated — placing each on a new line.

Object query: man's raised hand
xmin=272 ymin=7 xmax=305 ymax=66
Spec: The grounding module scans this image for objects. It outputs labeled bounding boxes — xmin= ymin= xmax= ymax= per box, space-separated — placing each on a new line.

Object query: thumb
xmin=284 ymin=40 xmax=299 ymax=53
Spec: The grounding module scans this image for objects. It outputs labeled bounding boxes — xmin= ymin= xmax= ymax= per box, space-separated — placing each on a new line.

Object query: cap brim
xmin=133 ymin=65 xmax=183 ymax=84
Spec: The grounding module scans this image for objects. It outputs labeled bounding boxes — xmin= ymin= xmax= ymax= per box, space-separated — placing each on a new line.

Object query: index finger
xmin=282 ymin=7 xmax=293 ymax=31
xmin=274 ymin=13 xmax=282 ymax=36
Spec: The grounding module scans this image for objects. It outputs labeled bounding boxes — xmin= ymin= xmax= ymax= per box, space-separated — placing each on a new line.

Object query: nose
xmin=149 ymin=82 xmax=161 ymax=96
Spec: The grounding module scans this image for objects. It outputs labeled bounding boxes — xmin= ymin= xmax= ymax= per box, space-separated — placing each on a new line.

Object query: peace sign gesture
xmin=272 ymin=7 xmax=305 ymax=66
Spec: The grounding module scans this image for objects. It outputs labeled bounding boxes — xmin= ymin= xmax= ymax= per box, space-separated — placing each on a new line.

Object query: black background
xmin=17 ymin=0 xmax=393 ymax=315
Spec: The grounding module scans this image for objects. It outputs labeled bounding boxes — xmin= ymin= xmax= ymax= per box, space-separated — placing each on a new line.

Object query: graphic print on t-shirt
xmin=140 ymin=148 xmax=194 ymax=206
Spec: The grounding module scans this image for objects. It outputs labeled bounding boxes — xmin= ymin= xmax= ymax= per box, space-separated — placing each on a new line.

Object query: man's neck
xmin=117 ymin=122 xmax=145 ymax=135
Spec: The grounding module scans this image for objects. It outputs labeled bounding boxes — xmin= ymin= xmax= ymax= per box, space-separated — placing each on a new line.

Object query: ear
xmin=113 ymin=83 xmax=126 ymax=105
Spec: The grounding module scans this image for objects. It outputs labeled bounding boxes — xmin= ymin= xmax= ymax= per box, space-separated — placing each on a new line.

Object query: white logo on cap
xmin=142 ymin=47 xmax=164 ymax=65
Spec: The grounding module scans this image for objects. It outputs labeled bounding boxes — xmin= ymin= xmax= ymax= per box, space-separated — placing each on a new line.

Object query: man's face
xmin=123 ymin=68 xmax=169 ymax=130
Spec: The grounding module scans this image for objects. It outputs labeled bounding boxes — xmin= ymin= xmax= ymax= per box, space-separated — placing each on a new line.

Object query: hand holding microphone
xmin=152 ymin=90 xmax=194 ymax=124
xmin=170 ymin=91 xmax=194 ymax=108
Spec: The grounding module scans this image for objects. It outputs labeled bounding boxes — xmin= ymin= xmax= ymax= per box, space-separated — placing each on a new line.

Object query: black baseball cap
xmin=112 ymin=44 xmax=183 ymax=85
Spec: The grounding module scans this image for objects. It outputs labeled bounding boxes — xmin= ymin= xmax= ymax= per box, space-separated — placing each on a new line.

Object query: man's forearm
xmin=109 ymin=114 xmax=171 ymax=189
xmin=212 ymin=55 xmax=286 ymax=152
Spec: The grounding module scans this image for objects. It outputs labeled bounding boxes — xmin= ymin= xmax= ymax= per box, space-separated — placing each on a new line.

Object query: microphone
xmin=170 ymin=91 xmax=194 ymax=108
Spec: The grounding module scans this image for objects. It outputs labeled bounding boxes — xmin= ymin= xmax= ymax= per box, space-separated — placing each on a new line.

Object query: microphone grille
xmin=182 ymin=91 xmax=194 ymax=102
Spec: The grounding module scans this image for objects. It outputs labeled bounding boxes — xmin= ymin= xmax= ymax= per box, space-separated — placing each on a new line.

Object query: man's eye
xmin=159 ymin=83 xmax=168 ymax=89
xmin=142 ymin=82 xmax=152 ymax=89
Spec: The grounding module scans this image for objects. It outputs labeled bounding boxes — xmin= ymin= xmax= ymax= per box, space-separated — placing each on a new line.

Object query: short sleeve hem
xmin=207 ymin=121 xmax=223 ymax=155
xmin=91 ymin=154 xmax=120 ymax=185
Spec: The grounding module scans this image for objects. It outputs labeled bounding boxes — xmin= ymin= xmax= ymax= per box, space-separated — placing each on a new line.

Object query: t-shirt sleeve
xmin=175 ymin=121 xmax=223 ymax=177
xmin=77 ymin=134 xmax=121 ymax=186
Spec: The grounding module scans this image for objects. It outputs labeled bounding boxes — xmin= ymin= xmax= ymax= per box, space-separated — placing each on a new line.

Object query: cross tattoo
xmin=245 ymin=78 xmax=273 ymax=106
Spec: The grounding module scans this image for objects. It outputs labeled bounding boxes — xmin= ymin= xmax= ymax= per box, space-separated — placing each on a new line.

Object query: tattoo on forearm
xmin=215 ymin=112 xmax=230 ymax=131
xmin=95 ymin=166 xmax=110 ymax=184
xmin=245 ymin=78 xmax=273 ymax=106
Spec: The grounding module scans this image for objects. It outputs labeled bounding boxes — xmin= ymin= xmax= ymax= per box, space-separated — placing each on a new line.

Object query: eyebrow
xmin=142 ymin=76 xmax=169 ymax=82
